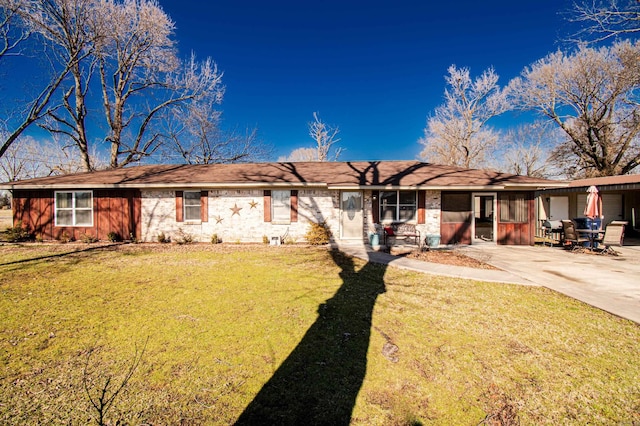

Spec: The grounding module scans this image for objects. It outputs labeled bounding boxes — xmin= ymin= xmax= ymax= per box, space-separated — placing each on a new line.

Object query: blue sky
xmin=158 ymin=0 xmax=575 ymax=161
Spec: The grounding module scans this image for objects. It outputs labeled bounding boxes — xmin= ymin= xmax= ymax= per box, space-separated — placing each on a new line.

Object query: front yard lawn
xmin=0 ymin=244 xmax=638 ymax=425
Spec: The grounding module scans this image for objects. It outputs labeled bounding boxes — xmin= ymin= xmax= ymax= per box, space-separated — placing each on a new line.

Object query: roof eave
xmin=329 ymin=183 xmax=568 ymax=191
xmin=1 ymin=182 xmax=329 ymax=190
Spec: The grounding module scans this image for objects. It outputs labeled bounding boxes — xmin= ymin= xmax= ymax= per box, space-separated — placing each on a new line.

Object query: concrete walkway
xmin=336 ymin=242 xmax=640 ymax=325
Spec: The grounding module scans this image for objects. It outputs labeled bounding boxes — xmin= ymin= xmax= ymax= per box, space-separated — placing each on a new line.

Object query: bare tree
xmin=419 ymin=65 xmax=510 ymax=169
xmin=27 ymin=0 xmax=106 ymax=171
xmin=280 ymin=113 xmax=342 ymax=162
xmin=165 ymin=100 xmax=270 ymax=164
xmin=0 ymin=134 xmax=30 ymax=181
xmin=308 ymin=112 xmax=342 ymax=161
xmin=0 ymin=133 xmax=105 ymax=181
xmin=509 ymin=40 xmax=640 ymax=177
xmin=96 ymin=0 xmax=224 ymax=168
xmin=0 ymin=0 xmax=94 ymax=161
xmin=278 ymin=147 xmax=318 ymax=162
xmin=0 ymin=0 xmax=29 ymax=59
xmin=494 ymin=121 xmax=562 ymax=178
xmin=0 ymin=0 xmax=104 ymax=168
xmin=570 ymin=0 xmax=640 ymax=43
xmin=35 ymin=135 xmax=106 ymax=174
xmin=2 ymin=0 xmax=227 ymax=170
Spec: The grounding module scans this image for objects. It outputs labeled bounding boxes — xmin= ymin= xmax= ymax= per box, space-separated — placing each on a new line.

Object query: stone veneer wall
xmin=418 ymin=190 xmax=442 ymax=237
xmin=141 ymin=189 xmax=340 ymax=243
xmin=140 ymin=189 xmax=440 ymax=244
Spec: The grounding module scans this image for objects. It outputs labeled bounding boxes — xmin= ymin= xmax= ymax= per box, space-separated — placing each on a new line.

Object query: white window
xmin=271 ymin=190 xmax=291 ymax=223
xmin=183 ymin=191 xmax=201 ymax=221
xmin=55 ymin=191 xmax=93 ymax=226
xmin=380 ymin=190 xmax=416 ymax=223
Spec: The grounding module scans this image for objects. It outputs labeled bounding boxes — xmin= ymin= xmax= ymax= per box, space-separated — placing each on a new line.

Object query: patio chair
xmin=595 ymin=221 xmax=627 ymax=255
xmin=561 ymin=219 xmax=588 ymax=250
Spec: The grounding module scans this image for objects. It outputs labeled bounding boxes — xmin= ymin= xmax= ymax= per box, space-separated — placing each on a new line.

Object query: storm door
xmin=340 ymin=191 xmax=363 ymax=239
xmin=473 ymin=193 xmax=496 ymax=242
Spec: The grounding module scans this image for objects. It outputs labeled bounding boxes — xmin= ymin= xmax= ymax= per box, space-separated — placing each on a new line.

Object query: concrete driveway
xmin=458 ymin=242 xmax=640 ymax=324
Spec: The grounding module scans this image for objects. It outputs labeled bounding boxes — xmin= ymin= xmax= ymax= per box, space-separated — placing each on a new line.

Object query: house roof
xmin=568 ymin=174 xmax=640 ymax=188
xmin=1 ymin=161 xmax=567 ymax=191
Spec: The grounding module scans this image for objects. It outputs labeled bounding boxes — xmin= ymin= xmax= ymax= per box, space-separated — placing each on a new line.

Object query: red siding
xmin=440 ymin=192 xmax=472 ymax=245
xmin=175 ymin=191 xmax=184 ymax=222
xmin=291 ymin=190 xmax=298 ymax=222
xmin=417 ymin=190 xmax=426 ymax=224
xmin=201 ymin=191 xmax=208 ymax=222
xmin=11 ymin=189 xmax=141 ymax=241
xmin=372 ymin=191 xmax=379 ymax=223
xmin=440 ymin=222 xmax=472 ymax=245
xmin=263 ymin=190 xmax=271 ymax=222
xmin=497 ymin=192 xmax=535 ymax=245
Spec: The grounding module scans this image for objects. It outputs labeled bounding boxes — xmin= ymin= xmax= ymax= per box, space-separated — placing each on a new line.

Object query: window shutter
xmin=263 ymin=190 xmax=271 ymax=222
xmin=372 ymin=191 xmax=380 ymax=223
xmin=201 ymin=191 xmax=208 ymax=222
xmin=418 ymin=190 xmax=426 ymax=224
xmin=176 ymin=191 xmax=184 ymax=222
xmin=291 ymin=190 xmax=298 ymax=222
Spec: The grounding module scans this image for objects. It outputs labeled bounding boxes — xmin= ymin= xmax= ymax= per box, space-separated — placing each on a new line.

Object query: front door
xmin=473 ymin=193 xmax=496 ymax=242
xmin=340 ymin=191 xmax=363 ymax=239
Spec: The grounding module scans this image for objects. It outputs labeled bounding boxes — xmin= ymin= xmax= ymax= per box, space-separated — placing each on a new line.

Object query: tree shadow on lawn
xmin=235 ymin=249 xmax=387 ymax=425
xmin=0 ymin=243 xmax=122 ymax=266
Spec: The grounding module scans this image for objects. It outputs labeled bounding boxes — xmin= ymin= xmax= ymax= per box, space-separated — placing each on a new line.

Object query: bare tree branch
xmin=308 ymin=112 xmax=342 ymax=161
xmin=163 ymin=99 xmax=270 ymax=164
xmin=0 ymin=0 xmax=100 ymax=169
xmin=569 ymin=0 xmax=640 ymax=43
xmin=510 ymin=39 xmax=640 ymax=177
xmin=419 ymin=65 xmax=509 ymax=168
xmin=0 ymin=0 xmax=30 ymax=59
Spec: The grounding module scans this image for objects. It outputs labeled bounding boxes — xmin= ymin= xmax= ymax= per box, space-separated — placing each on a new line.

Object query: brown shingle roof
xmin=568 ymin=174 xmax=640 ymax=188
xmin=1 ymin=161 xmax=566 ymax=190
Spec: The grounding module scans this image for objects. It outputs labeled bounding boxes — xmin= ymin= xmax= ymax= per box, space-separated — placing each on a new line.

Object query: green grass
xmin=0 ymin=244 xmax=639 ymax=425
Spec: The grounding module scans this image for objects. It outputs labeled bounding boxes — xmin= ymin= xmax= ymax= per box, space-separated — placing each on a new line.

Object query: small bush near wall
xmin=4 ymin=221 xmax=33 ymax=243
xmin=304 ymin=221 xmax=332 ymax=245
xmin=175 ymin=229 xmax=194 ymax=245
xmin=107 ymin=232 xmax=122 ymax=243
xmin=211 ymin=234 xmax=221 ymax=244
xmin=80 ymin=233 xmax=98 ymax=244
xmin=157 ymin=232 xmax=171 ymax=244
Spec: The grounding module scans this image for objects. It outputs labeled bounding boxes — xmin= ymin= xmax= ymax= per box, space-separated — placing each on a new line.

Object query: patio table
xmin=576 ymin=228 xmax=604 ymax=250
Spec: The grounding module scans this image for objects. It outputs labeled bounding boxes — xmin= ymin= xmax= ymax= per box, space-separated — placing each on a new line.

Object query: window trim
xmin=183 ymin=190 xmax=202 ymax=222
xmin=379 ymin=190 xmax=417 ymax=223
xmin=54 ymin=190 xmax=93 ymax=227
xmin=271 ymin=189 xmax=291 ymax=224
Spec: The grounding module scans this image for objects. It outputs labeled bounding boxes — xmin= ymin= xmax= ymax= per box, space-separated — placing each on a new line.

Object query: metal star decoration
xmin=230 ymin=203 xmax=242 ymax=216
xmin=249 ymin=200 xmax=258 ymax=209
xmin=214 ymin=215 xmax=223 ymax=224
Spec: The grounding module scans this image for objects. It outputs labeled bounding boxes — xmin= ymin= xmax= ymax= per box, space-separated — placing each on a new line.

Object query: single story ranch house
xmin=2 ymin=161 xmax=566 ymax=246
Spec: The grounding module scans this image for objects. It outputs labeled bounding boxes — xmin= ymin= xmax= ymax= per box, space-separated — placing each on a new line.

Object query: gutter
xmin=2 ymin=182 xmax=569 ymax=191
xmin=1 ymin=182 xmax=330 ymax=190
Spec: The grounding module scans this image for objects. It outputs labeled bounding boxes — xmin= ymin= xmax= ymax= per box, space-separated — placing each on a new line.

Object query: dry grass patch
xmin=406 ymin=249 xmax=500 ymax=270
xmin=0 ymin=244 xmax=638 ymax=425
xmin=0 ymin=209 xmax=11 ymax=228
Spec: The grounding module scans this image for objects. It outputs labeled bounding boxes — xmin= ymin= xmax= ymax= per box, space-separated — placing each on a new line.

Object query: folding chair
xmin=595 ymin=221 xmax=627 ymax=255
